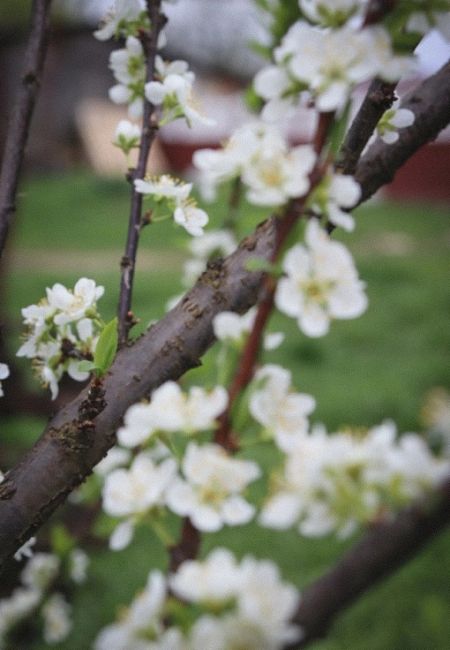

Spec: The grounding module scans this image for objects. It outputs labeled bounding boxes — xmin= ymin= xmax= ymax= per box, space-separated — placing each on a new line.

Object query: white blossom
xmin=166 ymin=442 xmax=261 ymax=531
xmin=94 ymin=571 xmax=169 ymax=650
xmin=113 ymin=119 xmax=141 ymax=154
xmin=242 ymin=143 xmax=316 ymax=207
xmin=134 ymin=174 xmax=192 ymax=202
xmin=135 ymin=174 xmax=210 ymax=237
xmin=275 ymin=220 xmax=368 ymax=337
xmin=250 ymin=364 xmax=315 ymax=451
xmin=299 ymin=0 xmax=366 ymax=26
xmin=17 ymin=279 xmax=104 ymax=399
xmin=47 ymin=278 xmax=104 ymax=326
xmin=109 ymin=36 xmax=146 ymax=118
xmin=42 ymin=593 xmax=72 ymax=644
xmin=94 ymin=446 xmax=132 ymax=476
xmin=94 ymin=0 xmax=145 ymax=41
xmin=308 ymin=171 xmax=361 ymax=231
xmin=170 ymin=547 xmax=242 ymax=604
xmin=376 ymin=103 xmax=415 ymax=144
xmin=117 ymin=382 xmax=227 ymax=447
xmin=0 ymin=363 xmax=9 ymax=397
xmin=174 ymin=201 xmax=209 ymax=237
xmin=145 ymin=56 xmax=214 ymax=127
xmin=103 ymin=452 xmax=177 ymax=519
xmin=21 ymin=553 xmax=60 ymax=592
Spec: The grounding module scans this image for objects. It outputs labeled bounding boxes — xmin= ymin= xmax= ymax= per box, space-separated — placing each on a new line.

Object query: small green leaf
xmin=94 ymin=317 xmax=118 ymax=377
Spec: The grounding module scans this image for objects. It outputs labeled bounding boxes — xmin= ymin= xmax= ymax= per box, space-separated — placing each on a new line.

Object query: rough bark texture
xmin=0 ymin=0 xmax=52 ymax=258
xmin=0 ymin=64 xmax=449 ymax=574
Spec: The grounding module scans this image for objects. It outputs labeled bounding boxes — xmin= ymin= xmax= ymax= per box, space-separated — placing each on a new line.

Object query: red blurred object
xmin=384 ymin=143 xmax=450 ymax=203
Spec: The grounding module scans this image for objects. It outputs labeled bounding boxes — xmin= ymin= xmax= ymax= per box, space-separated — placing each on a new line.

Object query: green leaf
xmin=94 ymin=317 xmax=118 ymax=377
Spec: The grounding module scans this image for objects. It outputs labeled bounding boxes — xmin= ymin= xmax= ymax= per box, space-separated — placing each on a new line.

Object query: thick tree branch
xmin=291 ymin=476 xmax=450 ymax=647
xmin=0 ymin=0 xmax=52 ymax=259
xmin=0 ymin=66 xmax=449 ymax=571
xmin=356 ymin=60 xmax=450 ymax=203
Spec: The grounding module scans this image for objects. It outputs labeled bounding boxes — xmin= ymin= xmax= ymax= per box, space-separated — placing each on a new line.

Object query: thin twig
xmin=117 ymin=0 xmax=167 ymax=346
xmin=0 ymin=0 xmax=52 ymax=259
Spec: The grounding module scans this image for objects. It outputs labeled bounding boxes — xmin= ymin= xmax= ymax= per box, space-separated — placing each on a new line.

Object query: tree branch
xmin=336 ymin=79 xmax=397 ymax=175
xmin=118 ymin=0 xmax=167 ymax=346
xmin=356 ymin=60 xmax=450 ymax=203
xmin=0 ymin=66 xmax=449 ymax=572
xmin=0 ymin=0 xmax=52 ymax=259
xmin=290 ymin=476 xmax=450 ymax=647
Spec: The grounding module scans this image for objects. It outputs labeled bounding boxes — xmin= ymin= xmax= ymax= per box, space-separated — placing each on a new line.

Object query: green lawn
xmin=2 ymin=170 xmax=450 ymax=649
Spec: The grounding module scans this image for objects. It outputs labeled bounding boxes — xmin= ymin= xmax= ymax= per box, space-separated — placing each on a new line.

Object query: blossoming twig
xmin=117 ymin=0 xmax=167 ymax=346
xmin=0 ymin=0 xmax=52 ymax=259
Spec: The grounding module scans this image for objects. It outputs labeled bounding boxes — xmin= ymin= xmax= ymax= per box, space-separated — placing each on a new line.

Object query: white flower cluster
xmin=0 ymin=363 xmax=9 ymax=397
xmin=95 ymin=548 xmax=301 ymax=650
xmin=94 ymin=0 xmax=147 ymax=42
xmin=106 ymin=29 xmax=211 ymax=130
xmin=275 ymin=220 xmax=368 ymax=337
xmin=17 ymin=278 xmax=104 ymax=399
xmin=255 ymin=18 xmax=414 ymax=118
xmin=135 ymin=174 xmax=209 ymax=237
xmin=194 ymin=122 xmax=316 ymax=206
xmin=0 ymin=549 xmax=86 ymax=648
xmin=261 ymin=421 xmax=450 ymax=538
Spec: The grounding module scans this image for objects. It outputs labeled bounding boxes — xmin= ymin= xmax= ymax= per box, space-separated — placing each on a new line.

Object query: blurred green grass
xmin=3 ymin=170 xmax=450 ymax=649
